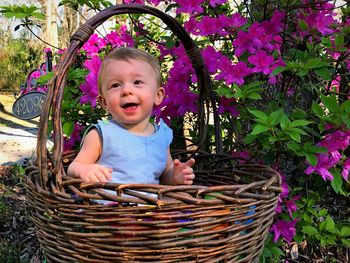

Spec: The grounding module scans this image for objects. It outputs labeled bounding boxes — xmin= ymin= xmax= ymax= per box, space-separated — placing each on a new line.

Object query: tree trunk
xmin=37 ymin=0 xmax=58 ymax=49
xmin=61 ymin=6 xmax=79 ymax=46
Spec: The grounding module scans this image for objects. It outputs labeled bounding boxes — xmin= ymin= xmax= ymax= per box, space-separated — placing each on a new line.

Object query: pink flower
xmin=149 ymin=0 xmax=161 ymax=5
xmin=184 ymin=16 xmax=201 ymax=36
xmin=248 ymin=50 xmax=275 ymax=75
xmin=320 ymin=129 xmax=350 ymax=152
xmin=261 ymin=10 xmax=285 ymax=35
xmin=298 ymin=2 xmax=338 ymax=36
xmin=197 ymin=16 xmax=219 ymax=36
xmin=233 ymin=23 xmax=265 ymax=56
xmin=63 ymin=123 xmax=84 ymax=152
xmin=202 ymin=46 xmax=223 ymax=74
xmin=82 ymin=34 xmax=106 ymax=57
xmin=285 ymin=197 xmax=299 ymax=218
xmin=270 ymin=219 xmax=298 ymax=243
xmin=342 ymin=158 xmax=350 ymax=180
xmin=123 ymin=0 xmax=144 ymax=3
xmin=174 ymin=0 xmax=205 ymax=14
xmin=215 ymin=58 xmax=251 ymax=86
xmin=218 ymin=97 xmax=240 ymax=117
xmin=79 ymin=55 xmax=101 ymax=107
xmin=231 ymin=150 xmax=250 ymax=164
xmin=305 ymin=151 xmax=342 ymax=181
xmin=209 ymin=0 xmax=226 ymax=7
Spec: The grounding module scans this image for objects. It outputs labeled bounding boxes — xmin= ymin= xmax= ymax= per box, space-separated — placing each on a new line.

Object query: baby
xmin=67 ymin=47 xmax=195 ymax=187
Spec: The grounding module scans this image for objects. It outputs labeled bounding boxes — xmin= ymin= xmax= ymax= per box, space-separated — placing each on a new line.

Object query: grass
xmin=0 ymin=94 xmax=39 ymax=129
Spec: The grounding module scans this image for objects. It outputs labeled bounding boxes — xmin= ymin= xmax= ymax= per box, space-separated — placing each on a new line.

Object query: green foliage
xmin=260 ymin=234 xmax=285 ymax=263
xmin=59 ymin=0 xmax=113 ymax=11
xmin=294 ymin=188 xmax=350 ymax=248
xmin=0 ymin=38 xmax=42 ymax=91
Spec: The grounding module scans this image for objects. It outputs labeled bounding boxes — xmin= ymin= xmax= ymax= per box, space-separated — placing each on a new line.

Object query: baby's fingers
xmin=184 ymin=158 xmax=195 ymax=167
xmin=100 ymin=166 xmax=112 ymax=180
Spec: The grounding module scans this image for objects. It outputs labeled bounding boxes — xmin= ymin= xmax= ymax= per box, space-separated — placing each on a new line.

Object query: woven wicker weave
xmin=26 ymin=4 xmax=282 ymax=263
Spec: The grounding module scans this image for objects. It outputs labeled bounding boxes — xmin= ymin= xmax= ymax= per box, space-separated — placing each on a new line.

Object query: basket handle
xmin=37 ymin=4 xmax=220 ymax=189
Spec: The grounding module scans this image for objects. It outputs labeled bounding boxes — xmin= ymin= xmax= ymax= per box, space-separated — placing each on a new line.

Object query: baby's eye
xmin=134 ymin=80 xmax=143 ymax=85
xmin=111 ymin=83 xmax=121 ymax=88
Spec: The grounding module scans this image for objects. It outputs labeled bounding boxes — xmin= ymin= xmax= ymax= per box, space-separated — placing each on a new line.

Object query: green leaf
xmin=334 ymin=34 xmax=344 ymax=48
xmin=271 ymin=66 xmax=287 ymax=76
xmin=63 ymin=121 xmax=74 ymax=137
xmin=330 ymin=170 xmax=344 ymax=195
xmin=290 ymin=119 xmax=312 ymax=127
xmin=341 ymin=227 xmax=350 ymax=237
xmin=341 ymin=238 xmax=350 ymax=248
xmin=305 ymin=153 xmax=318 ymax=166
xmin=314 ymin=67 xmax=331 ymax=80
xmin=307 ymin=145 xmax=328 ymax=154
xmin=251 ymin=124 xmax=270 ymax=135
xmin=248 ymin=109 xmax=268 ymax=121
xmin=268 ymin=109 xmax=284 ymax=126
xmin=302 ymin=226 xmax=318 ymax=235
xmin=244 ymin=134 xmax=257 ymax=144
xmin=340 ymin=100 xmax=350 ymax=113
xmin=286 ymin=130 xmax=301 ymax=142
xmin=247 ymin=92 xmax=261 ymax=100
xmin=32 ymin=12 xmax=45 ymax=20
xmin=287 ymin=142 xmax=302 ymax=155
xmin=280 ymin=115 xmax=290 ymax=130
xmin=320 ymin=95 xmax=339 ymax=113
xmin=298 ymin=20 xmax=308 ymax=31
xmin=318 ymin=208 xmax=328 ymax=217
xmin=321 ymin=37 xmax=332 ymax=47
xmin=325 ymin=216 xmax=336 ymax=233
xmin=304 ymin=58 xmax=327 ymax=69
xmin=312 ymin=101 xmax=324 ymax=116
xmin=341 ymin=115 xmax=350 ymax=128
xmin=289 ymin=127 xmax=307 ymax=135
xmin=270 ymin=246 xmax=284 ymax=258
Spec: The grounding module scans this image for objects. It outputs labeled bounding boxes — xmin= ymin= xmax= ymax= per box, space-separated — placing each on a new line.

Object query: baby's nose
xmin=121 ymin=84 xmax=133 ymax=96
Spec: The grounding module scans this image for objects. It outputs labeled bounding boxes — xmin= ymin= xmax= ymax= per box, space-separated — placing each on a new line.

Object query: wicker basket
xmin=26 ymin=4 xmax=282 ymax=263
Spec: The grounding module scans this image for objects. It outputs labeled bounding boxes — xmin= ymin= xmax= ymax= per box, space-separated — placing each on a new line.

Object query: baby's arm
xmin=160 ymin=148 xmax=195 ymax=185
xmin=67 ymin=129 xmax=112 ymax=182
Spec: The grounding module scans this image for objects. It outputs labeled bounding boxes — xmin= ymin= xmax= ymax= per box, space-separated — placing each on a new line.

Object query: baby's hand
xmin=173 ymin=158 xmax=195 ymax=185
xmin=78 ymin=164 xmax=112 ymax=183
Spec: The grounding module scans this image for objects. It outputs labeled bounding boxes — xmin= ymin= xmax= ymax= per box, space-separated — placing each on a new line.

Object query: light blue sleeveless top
xmin=95 ymin=119 xmax=173 ymax=185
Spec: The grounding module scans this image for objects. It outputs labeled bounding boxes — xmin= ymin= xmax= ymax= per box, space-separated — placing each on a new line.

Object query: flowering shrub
xmin=3 ymin=0 xmax=350 ymax=261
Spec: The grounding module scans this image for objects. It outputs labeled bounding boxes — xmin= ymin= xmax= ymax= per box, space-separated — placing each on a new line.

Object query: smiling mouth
xmin=122 ymin=103 xmax=139 ymax=109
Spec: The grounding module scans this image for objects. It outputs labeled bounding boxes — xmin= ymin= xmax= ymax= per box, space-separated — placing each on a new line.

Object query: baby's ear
xmin=154 ymin=87 xmax=165 ymax=106
xmin=98 ymin=95 xmax=107 ymax=109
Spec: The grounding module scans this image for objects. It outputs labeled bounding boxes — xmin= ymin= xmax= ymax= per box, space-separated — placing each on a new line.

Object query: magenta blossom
xmin=81 ymin=34 xmax=106 ymax=57
xmin=231 ymin=150 xmax=250 ymax=164
xmin=270 ymin=219 xmax=298 ymax=243
xmin=342 ymin=158 xmax=350 ymax=181
xmin=248 ymin=50 xmax=275 ymax=75
xmin=63 ymin=123 xmax=84 ymax=152
xmin=209 ymin=0 xmax=226 ymax=7
xmin=184 ymin=16 xmax=201 ymax=36
xmin=79 ymin=55 xmax=101 ymax=107
xmin=305 ymin=151 xmax=342 ymax=181
xmin=218 ymin=97 xmax=240 ymax=117
xmin=202 ymin=46 xmax=224 ymax=74
xmin=233 ymin=23 xmax=265 ymax=57
xmin=261 ymin=10 xmax=285 ymax=35
xmin=174 ymin=0 xmax=205 ymax=14
xmin=215 ymin=59 xmax=251 ymax=86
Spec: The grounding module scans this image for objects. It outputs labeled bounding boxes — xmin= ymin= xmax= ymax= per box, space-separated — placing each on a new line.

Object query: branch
xmin=24 ymin=23 xmax=62 ymax=51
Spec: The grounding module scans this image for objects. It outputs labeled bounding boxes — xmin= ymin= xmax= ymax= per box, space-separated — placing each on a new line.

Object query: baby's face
xmin=99 ymin=59 xmax=164 ymax=130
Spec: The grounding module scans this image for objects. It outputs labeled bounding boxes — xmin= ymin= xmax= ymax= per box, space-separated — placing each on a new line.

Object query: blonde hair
xmin=97 ymin=47 xmax=161 ymax=95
